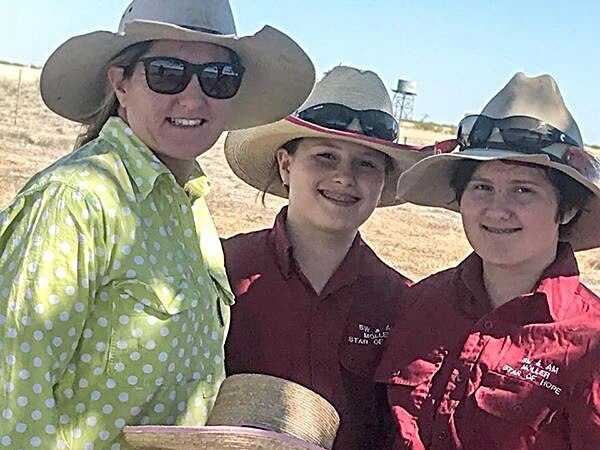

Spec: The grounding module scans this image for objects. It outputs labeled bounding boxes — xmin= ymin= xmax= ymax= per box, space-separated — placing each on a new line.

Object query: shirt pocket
xmin=381 ymin=352 xmax=445 ymax=412
xmin=473 ymin=371 xmax=558 ymax=432
xmin=105 ymin=279 xmax=219 ymax=388
xmin=339 ymin=341 xmax=386 ymax=380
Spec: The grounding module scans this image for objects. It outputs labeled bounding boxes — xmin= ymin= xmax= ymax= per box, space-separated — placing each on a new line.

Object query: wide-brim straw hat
xmin=225 ymin=65 xmax=430 ymax=207
xmin=40 ymin=0 xmax=315 ymax=130
xmin=123 ymin=373 xmax=340 ymax=450
xmin=396 ymin=72 xmax=600 ymax=251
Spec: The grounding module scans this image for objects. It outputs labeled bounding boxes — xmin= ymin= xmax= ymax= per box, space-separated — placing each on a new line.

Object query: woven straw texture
xmin=123 ymin=373 xmax=340 ymax=450
xmin=207 ymin=374 xmax=339 ymax=448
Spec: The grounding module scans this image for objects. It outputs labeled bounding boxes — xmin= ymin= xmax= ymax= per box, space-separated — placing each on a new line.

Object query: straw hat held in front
xmin=41 ymin=0 xmax=315 ymax=130
xmin=225 ymin=65 xmax=430 ymax=207
xmin=124 ymin=374 xmax=340 ymax=450
xmin=397 ymin=72 xmax=600 ymax=251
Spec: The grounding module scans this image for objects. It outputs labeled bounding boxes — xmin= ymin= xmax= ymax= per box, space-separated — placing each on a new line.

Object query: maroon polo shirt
xmin=375 ymin=243 xmax=600 ymax=450
xmin=223 ymin=207 xmax=412 ymax=450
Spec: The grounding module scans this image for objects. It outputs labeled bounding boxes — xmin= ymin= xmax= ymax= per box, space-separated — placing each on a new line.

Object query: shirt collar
xmin=99 ymin=117 xmax=210 ymax=200
xmin=458 ymin=242 xmax=582 ymax=322
xmin=267 ymin=207 xmax=366 ymax=296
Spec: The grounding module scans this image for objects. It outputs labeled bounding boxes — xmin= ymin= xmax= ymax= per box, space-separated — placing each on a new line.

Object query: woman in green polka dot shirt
xmin=0 ymin=0 xmax=314 ymax=448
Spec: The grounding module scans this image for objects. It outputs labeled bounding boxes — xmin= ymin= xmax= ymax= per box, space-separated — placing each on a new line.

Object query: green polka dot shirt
xmin=0 ymin=117 xmax=234 ymax=449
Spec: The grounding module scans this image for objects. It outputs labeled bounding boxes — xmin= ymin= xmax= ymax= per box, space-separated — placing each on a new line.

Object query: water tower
xmin=392 ymin=79 xmax=417 ymax=121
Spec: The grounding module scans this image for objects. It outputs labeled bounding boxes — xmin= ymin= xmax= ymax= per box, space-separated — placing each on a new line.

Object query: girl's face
xmin=108 ymin=40 xmax=234 ymax=164
xmin=277 ymin=138 xmax=387 ymax=236
xmin=459 ymin=160 xmax=565 ymax=271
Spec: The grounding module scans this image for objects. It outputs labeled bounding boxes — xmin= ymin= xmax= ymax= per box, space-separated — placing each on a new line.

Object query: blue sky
xmin=1 ymin=0 xmax=599 ymax=143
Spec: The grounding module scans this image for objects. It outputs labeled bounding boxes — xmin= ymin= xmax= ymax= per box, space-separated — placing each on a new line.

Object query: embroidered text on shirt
xmin=502 ymin=357 xmax=563 ymax=396
xmin=347 ymin=323 xmax=391 ymax=346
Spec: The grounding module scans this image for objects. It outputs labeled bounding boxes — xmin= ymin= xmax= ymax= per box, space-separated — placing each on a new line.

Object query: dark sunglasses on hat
xmin=457 ymin=114 xmax=580 ymax=151
xmin=297 ymin=103 xmax=399 ymax=142
xmin=132 ymin=56 xmax=245 ymax=99
xmin=456 ymin=114 xmax=600 ymax=183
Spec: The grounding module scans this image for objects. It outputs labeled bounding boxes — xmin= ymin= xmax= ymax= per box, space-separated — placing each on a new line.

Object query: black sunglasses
xmin=457 ymin=114 xmax=580 ymax=151
xmin=457 ymin=115 xmax=600 ymax=183
xmin=297 ymin=103 xmax=399 ymax=142
xmin=133 ymin=56 xmax=245 ymax=99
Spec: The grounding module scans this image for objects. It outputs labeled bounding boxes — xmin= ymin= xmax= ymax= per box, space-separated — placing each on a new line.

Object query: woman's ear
xmin=107 ymin=66 xmax=129 ymax=107
xmin=276 ymin=147 xmax=292 ymax=187
xmin=560 ymin=207 xmax=579 ymax=225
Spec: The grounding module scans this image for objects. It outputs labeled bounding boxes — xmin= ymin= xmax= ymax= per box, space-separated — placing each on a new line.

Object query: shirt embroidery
xmin=502 ymin=357 xmax=563 ymax=395
xmin=347 ymin=323 xmax=391 ymax=346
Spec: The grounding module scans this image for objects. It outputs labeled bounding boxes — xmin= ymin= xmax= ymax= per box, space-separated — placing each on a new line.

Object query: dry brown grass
xmin=1 ymin=68 xmax=599 ymax=292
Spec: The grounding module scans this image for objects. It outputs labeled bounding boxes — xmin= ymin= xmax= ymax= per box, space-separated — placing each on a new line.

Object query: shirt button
xmin=392 ymin=370 xmax=402 ymax=376
xmin=456 ymin=374 xmax=465 ymax=383
xmin=513 ymin=403 xmax=523 ymax=413
xmin=437 ymin=431 xmax=449 ymax=441
xmin=483 ymin=320 xmax=494 ymax=330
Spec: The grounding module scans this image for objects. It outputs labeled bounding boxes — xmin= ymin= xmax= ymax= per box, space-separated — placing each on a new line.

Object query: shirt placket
xmin=430 ymin=327 xmax=490 ymax=449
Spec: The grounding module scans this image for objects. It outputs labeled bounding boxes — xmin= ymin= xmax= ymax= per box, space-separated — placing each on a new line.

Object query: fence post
xmin=14 ymin=68 xmax=23 ymax=126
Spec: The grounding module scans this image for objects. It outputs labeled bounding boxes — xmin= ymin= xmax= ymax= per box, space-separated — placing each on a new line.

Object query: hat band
xmin=458 ymin=141 xmax=600 ymax=184
xmin=178 ymin=25 xmax=226 ymax=35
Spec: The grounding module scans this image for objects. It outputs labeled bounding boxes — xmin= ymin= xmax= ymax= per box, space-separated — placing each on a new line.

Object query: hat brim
xmin=224 ymin=116 xmax=431 ymax=207
xmin=123 ymin=425 xmax=330 ymax=450
xmin=396 ymin=147 xmax=600 ymax=251
xmin=40 ymin=21 xmax=315 ymax=130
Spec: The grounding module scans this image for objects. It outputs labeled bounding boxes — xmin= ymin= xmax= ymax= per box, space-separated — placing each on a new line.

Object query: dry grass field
xmin=1 ymin=66 xmax=600 ymax=292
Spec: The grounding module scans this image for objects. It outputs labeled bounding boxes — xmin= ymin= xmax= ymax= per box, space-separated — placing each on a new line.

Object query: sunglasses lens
xmin=500 ymin=128 xmax=554 ymax=150
xmin=198 ymin=63 xmax=243 ymax=99
xmin=360 ymin=110 xmax=399 ymax=141
xmin=144 ymin=58 xmax=190 ymax=94
xmin=457 ymin=116 xmax=483 ymax=147
xmin=298 ymin=104 xmax=355 ymax=131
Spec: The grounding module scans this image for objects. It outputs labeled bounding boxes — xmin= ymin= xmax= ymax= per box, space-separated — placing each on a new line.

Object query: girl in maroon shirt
xmin=221 ymin=66 xmax=428 ymax=450
xmin=376 ymin=73 xmax=600 ymax=450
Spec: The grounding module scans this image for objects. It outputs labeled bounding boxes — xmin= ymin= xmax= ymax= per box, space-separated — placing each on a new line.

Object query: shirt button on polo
xmin=437 ymin=431 xmax=449 ymax=440
xmin=483 ymin=320 xmax=494 ymax=330
xmin=392 ymin=370 xmax=402 ymax=376
xmin=513 ymin=403 xmax=523 ymax=413
xmin=455 ymin=373 xmax=465 ymax=383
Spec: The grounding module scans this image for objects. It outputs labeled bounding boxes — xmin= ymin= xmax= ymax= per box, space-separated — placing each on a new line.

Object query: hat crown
xmin=119 ymin=0 xmax=237 ymax=35
xmin=480 ymin=72 xmax=583 ymax=146
xmin=300 ymin=66 xmax=393 ymax=115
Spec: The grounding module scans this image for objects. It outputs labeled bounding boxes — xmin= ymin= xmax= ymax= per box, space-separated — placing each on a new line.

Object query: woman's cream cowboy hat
xmin=396 ymin=72 xmax=600 ymax=251
xmin=224 ymin=65 xmax=431 ymax=207
xmin=123 ymin=373 xmax=340 ymax=450
xmin=40 ymin=0 xmax=315 ymax=130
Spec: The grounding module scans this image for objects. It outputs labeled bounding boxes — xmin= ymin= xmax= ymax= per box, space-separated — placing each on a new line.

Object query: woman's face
xmin=459 ymin=160 xmax=562 ymax=271
xmin=277 ymin=138 xmax=387 ymax=236
xmin=108 ymin=40 xmax=234 ymax=163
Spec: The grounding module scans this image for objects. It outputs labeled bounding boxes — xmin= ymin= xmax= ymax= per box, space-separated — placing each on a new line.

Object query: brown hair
xmin=75 ymin=41 xmax=153 ymax=148
xmin=449 ymin=160 xmax=592 ymax=239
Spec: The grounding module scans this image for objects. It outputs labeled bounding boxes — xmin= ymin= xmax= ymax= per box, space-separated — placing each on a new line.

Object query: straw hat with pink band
xmin=396 ymin=72 xmax=600 ymax=251
xmin=123 ymin=374 xmax=340 ymax=450
xmin=225 ymin=65 xmax=432 ymax=207
xmin=40 ymin=0 xmax=315 ymax=130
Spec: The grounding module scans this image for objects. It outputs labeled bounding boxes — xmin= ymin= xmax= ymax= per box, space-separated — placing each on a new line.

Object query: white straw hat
xmin=225 ymin=65 xmax=430 ymax=207
xmin=40 ymin=0 xmax=315 ymax=130
xmin=396 ymin=72 xmax=600 ymax=251
xmin=123 ymin=373 xmax=340 ymax=450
